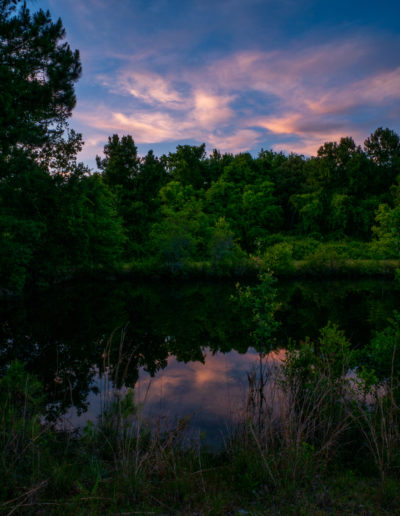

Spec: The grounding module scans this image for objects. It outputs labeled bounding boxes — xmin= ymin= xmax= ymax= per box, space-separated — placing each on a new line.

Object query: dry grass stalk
xmin=347 ymin=347 xmax=400 ymax=481
xmin=230 ymin=350 xmax=351 ymax=485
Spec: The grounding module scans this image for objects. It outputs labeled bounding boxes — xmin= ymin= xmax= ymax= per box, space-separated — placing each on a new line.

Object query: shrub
xmin=262 ymin=242 xmax=295 ymax=274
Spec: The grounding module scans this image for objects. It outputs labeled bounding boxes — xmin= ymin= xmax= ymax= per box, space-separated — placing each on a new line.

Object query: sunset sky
xmin=36 ymin=0 xmax=400 ymax=166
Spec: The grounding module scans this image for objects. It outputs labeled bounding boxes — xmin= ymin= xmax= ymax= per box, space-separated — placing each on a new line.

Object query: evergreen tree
xmin=0 ymin=0 xmax=81 ymax=156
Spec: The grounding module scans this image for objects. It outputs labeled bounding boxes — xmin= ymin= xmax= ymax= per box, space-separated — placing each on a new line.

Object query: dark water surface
xmin=1 ymin=277 xmax=398 ymax=443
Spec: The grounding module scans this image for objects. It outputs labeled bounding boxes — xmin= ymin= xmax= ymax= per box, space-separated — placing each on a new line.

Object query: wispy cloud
xmin=71 ymin=32 xmax=400 ymax=159
xmin=101 ymin=70 xmax=187 ymax=108
xmin=207 ymin=129 xmax=262 ymax=153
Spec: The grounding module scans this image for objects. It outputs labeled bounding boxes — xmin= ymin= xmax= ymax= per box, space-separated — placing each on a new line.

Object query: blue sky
xmin=33 ymin=0 xmax=400 ymax=166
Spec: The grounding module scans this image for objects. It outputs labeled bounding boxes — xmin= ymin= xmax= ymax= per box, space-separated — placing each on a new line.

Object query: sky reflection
xmin=63 ymin=347 xmax=283 ymax=445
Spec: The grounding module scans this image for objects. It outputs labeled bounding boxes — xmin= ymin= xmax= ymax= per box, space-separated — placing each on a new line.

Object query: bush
xmin=262 ymin=242 xmax=295 ymax=274
xmin=304 ymin=244 xmax=346 ymax=273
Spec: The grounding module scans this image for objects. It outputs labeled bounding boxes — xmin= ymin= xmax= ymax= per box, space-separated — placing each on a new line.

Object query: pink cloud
xmin=102 ymin=70 xmax=187 ymax=109
xmin=133 ymin=348 xmax=284 ymax=422
xmin=254 ymin=114 xmax=303 ymax=135
xmin=305 ymin=67 xmax=400 ymax=116
xmin=208 ymin=129 xmax=261 ymax=153
xmin=191 ymin=91 xmax=235 ymax=128
xmin=73 ymin=36 xmax=400 ymax=159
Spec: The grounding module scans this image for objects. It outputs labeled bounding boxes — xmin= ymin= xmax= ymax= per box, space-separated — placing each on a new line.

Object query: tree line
xmin=1 ymin=1 xmax=400 ymax=292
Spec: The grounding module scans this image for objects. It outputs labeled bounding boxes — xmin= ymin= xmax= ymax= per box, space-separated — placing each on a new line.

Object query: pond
xmin=0 ymin=277 xmax=398 ymax=446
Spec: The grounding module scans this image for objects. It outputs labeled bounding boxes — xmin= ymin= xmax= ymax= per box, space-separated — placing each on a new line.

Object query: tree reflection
xmin=0 ymin=278 xmax=397 ymax=420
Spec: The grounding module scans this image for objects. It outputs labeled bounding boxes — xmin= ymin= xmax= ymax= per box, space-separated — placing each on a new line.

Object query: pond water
xmin=0 ymin=277 xmax=398 ymax=445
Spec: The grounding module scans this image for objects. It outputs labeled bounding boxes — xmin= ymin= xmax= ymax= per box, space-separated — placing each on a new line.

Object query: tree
xmin=241 ymin=180 xmax=283 ymax=249
xmin=149 ymin=181 xmax=211 ymax=271
xmin=0 ymin=0 xmax=81 ymax=155
xmin=96 ymin=134 xmax=139 ymax=189
xmin=291 ymin=136 xmax=385 ymax=238
xmin=167 ymin=144 xmax=208 ymax=189
xmin=364 ymin=128 xmax=400 ymax=168
xmin=208 ymin=217 xmax=245 ymax=273
xmin=260 ymin=152 xmax=307 ymax=230
xmin=205 ymin=149 xmax=233 ymax=184
xmin=96 ymin=137 xmax=169 ymax=256
xmin=372 ymin=202 xmax=400 ymax=257
xmin=136 ymin=149 xmax=168 ymax=203
xmin=39 ymin=170 xmax=126 ymax=279
xmin=0 ymin=1 xmax=127 ymax=290
xmin=0 ymin=148 xmax=55 ymax=290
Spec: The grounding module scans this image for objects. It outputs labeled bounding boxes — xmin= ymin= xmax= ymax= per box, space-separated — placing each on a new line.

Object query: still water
xmin=0 ymin=277 xmax=398 ymax=444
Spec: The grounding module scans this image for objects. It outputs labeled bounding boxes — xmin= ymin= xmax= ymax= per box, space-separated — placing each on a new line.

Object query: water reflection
xmin=0 ymin=277 xmax=398 ymax=436
xmin=65 ymin=348 xmax=283 ymax=446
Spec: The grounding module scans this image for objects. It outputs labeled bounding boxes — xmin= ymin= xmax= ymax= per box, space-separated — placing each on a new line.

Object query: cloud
xmin=254 ymin=114 xmax=302 ymax=135
xmin=102 ymin=70 xmax=187 ymax=109
xmin=208 ymin=129 xmax=261 ymax=153
xmin=307 ymin=67 xmax=400 ymax=116
xmin=191 ymin=91 xmax=235 ymax=128
xmin=73 ymin=34 xmax=400 ymax=160
xmin=74 ymin=104 xmax=257 ymax=155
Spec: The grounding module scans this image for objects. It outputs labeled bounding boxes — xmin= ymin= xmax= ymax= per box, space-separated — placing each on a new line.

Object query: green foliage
xmin=167 ymin=143 xmax=208 ymax=189
xmin=360 ymin=311 xmax=400 ymax=383
xmin=56 ymin=173 xmax=126 ymax=272
xmin=290 ymin=237 xmax=321 ymax=259
xmin=0 ymin=152 xmax=54 ymax=289
xmin=303 ymin=244 xmax=346 ymax=273
xmin=235 ymin=272 xmax=280 ymax=351
xmin=96 ymin=137 xmax=168 ymax=258
xmin=0 ymin=361 xmax=48 ymax=501
xmin=256 ymin=234 xmax=321 ymax=260
xmin=241 ymin=180 xmax=283 ymax=249
xmin=149 ymin=181 xmax=211 ymax=272
xmin=290 ymin=191 xmax=323 ymax=234
xmin=276 ymin=324 xmax=353 ymax=473
xmin=208 ymin=217 xmax=246 ymax=274
xmin=0 ymin=0 xmax=81 ymax=154
xmin=372 ymin=202 xmax=400 ymax=257
xmin=283 ymin=323 xmax=353 ymax=387
xmin=205 ymin=163 xmax=283 ymax=252
xmin=221 ymin=151 xmax=258 ymax=185
xmin=262 ymin=241 xmax=295 ymax=273
xmin=96 ymin=134 xmax=139 ymax=189
xmin=158 ymin=180 xmax=200 ymax=212
xmin=2 ymin=0 xmax=400 ymax=290
xmin=0 ymin=163 xmax=126 ymax=289
xmin=0 ymin=360 xmax=44 ymax=414
xmin=329 ymin=193 xmax=352 ymax=234
xmin=364 ymin=127 xmax=400 ymax=168
xmin=150 ymin=217 xmax=198 ymax=273
xmin=206 ymin=178 xmax=241 ymax=227
xmin=0 ymin=214 xmax=44 ymax=291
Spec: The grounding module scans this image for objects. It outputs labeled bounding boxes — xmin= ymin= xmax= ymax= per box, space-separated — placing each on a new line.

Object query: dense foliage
xmin=0 ymin=0 xmax=124 ymax=291
xmin=68 ymin=128 xmax=400 ymax=280
xmin=1 ymin=1 xmax=400 ymax=292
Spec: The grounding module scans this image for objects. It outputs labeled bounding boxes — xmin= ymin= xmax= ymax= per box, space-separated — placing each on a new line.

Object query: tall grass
xmin=226 ymin=336 xmax=351 ymax=491
xmin=226 ymin=323 xmax=400 ymax=498
xmin=348 ymin=348 xmax=400 ymax=481
xmin=1 ymin=323 xmax=400 ymax=514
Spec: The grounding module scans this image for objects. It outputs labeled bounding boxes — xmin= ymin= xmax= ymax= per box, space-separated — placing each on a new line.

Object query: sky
xmin=33 ymin=0 xmax=400 ymax=167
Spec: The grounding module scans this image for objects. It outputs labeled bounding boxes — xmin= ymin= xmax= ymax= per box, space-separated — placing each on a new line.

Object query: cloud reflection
xmin=132 ymin=347 xmax=284 ymax=444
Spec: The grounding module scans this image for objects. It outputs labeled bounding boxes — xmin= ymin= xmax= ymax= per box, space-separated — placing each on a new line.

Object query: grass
xmin=2 ymin=331 xmax=400 ymax=515
xmin=294 ymin=258 xmax=400 ymax=276
xmin=124 ymin=257 xmax=400 ymax=280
